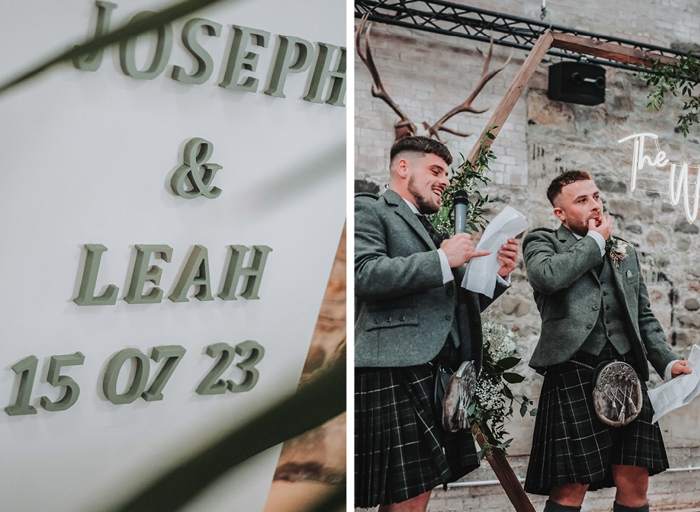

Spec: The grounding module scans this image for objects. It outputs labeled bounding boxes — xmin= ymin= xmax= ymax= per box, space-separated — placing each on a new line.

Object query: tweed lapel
xmin=608 ymin=248 xmax=636 ymax=321
xmin=382 ymin=189 xmax=436 ymax=250
xmin=556 ymin=224 xmax=577 ymax=250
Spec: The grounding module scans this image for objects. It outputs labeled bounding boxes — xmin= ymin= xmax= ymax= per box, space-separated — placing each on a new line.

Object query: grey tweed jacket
xmin=523 ymin=224 xmax=677 ymax=381
xmin=355 ymin=189 xmax=505 ymax=371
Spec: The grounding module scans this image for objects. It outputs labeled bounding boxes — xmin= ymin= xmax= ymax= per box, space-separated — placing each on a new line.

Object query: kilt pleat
xmin=525 ymin=346 xmax=668 ymax=495
xmin=355 ymin=364 xmax=479 ymax=507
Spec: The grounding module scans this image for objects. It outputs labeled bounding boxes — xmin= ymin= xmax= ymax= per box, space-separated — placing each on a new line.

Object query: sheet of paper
xmin=462 ymin=205 xmax=529 ymax=298
xmin=648 ymin=344 xmax=700 ymax=423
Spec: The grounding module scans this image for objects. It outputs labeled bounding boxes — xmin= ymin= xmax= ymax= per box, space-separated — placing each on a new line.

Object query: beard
xmin=566 ymin=217 xmax=589 ymax=237
xmin=566 ymin=214 xmax=601 ymax=237
xmin=407 ymin=175 xmax=441 ymax=214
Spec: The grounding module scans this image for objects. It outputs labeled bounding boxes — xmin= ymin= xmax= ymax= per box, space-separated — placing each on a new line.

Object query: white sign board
xmin=0 ymin=0 xmax=345 ymax=510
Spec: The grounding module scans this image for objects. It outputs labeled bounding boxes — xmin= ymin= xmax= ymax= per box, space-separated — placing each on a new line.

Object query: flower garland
xmin=428 ymin=128 xmax=497 ymax=234
xmin=469 ymin=318 xmax=535 ymax=458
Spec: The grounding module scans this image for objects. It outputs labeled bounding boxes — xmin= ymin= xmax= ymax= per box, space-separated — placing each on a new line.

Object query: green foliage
xmin=110 ymin=356 xmax=345 ymax=512
xmin=0 ymin=0 xmax=229 ymax=96
xmin=428 ymin=127 xmax=498 ymax=234
xmin=640 ymin=53 xmax=700 ymax=137
xmin=469 ymin=320 xmax=534 ymax=459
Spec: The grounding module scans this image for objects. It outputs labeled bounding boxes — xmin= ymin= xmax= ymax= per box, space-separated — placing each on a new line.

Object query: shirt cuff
xmin=496 ymin=273 xmax=511 ymax=287
xmin=586 ymin=231 xmax=606 ymax=257
xmin=437 ymin=249 xmax=454 ymax=284
xmin=664 ymin=360 xmax=679 ymax=381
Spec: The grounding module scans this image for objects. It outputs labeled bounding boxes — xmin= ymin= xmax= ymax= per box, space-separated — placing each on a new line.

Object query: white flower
xmin=475 ymin=377 xmax=504 ymax=410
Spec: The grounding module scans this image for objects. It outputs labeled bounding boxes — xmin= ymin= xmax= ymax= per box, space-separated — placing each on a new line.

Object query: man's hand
xmin=497 ymin=238 xmax=519 ymax=277
xmin=441 ymin=233 xmax=490 ymax=268
xmin=671 ymin=360 xmax=693 ymax=379
xmin=588 ymin=215 xmax=613 ymax=240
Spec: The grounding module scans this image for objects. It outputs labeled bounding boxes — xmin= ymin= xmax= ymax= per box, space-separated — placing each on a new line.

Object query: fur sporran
xmin=592 ymin=360 xmax=642 ymax=427
xmin=434 ymin=360 xmax=477 ymax=432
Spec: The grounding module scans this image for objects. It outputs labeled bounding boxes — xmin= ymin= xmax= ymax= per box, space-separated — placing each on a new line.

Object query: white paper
xmin=648 ymin=344 xmax=700 ymax=423
xmin=462 ymin=205 xmax=529 ymax=298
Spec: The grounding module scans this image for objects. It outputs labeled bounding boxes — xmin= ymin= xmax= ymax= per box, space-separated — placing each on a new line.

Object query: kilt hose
xmin=525 ymin=344 xmax=668 ymax=495
xmin=355 ymin=343 xmax=479 ymax=507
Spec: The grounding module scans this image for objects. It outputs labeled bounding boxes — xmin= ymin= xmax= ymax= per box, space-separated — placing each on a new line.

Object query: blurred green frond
xmin=0 ymin=0 xmax=229 ymax=96
xmin=109 ymin=356 xmax=346 ymax=512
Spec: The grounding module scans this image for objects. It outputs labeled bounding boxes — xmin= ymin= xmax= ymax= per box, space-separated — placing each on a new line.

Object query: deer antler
xmin=356 ymin=13 xmax=417 ymax=140
xmin=425 ymin=38 xmax=514 ymax=142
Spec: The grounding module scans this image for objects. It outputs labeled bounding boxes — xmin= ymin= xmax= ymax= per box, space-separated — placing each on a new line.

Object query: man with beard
xmin=523 ymin=170 xmax=691 ymax=512
xmin=355 ymin=136 xmax=519 ymax=511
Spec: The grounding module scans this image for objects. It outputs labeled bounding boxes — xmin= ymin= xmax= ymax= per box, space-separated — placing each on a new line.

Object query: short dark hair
xmin=546 ymin=170 xmax=592 ymax=206
xmin=389 ymin=136 xmax=453 ymax=167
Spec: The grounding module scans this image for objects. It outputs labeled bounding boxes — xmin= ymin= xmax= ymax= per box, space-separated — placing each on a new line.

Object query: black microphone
xmin=453 ymin=191 xmax=469 ymax=234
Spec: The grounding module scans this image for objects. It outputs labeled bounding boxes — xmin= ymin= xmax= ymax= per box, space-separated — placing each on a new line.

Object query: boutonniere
xmin=606 ymin=236 xmax=629 ymax=268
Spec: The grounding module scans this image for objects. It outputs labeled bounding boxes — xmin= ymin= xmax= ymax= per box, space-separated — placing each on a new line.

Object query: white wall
xmin=0 ymin=1 xmax=346 ymax=510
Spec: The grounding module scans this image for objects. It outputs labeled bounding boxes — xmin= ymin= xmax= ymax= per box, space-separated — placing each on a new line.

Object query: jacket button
xmin=385 ymin=316 xmax=391 ymax=322
xmin=587 ymin=323 xmax=593 ymax=329
xmin=445 ymin=314 xmax=452 ymax=321
xmin=603 ymin=291 xmax=608 ymax=296
xmin=373 ymin=318 xmax=379 ymax=324
xmin=399 ymin=315 xmax=405 ymax=321
xmin=592 ymin=305 xmax=599 ymax=311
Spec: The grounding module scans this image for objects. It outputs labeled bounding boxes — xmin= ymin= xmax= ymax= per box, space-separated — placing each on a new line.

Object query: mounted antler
xmin=356 ymin=13 xmax=417 ymax=140
xmin=355 ymin=12 xmax=513 ymax=142
xmin=424 ymin=41 xmax=514 ymax=142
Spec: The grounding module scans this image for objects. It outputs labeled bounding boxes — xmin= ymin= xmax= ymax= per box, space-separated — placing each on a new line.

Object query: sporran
xmin=592 ymin=360 xmax=642 ymax=427
xmin=434 ymin=360 xmax=477 ymax=432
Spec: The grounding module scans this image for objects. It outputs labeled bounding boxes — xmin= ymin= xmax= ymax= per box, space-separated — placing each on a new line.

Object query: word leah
xmin=73 ymin=1 xmax=346 ymax=107
xmin=6 ymin=341 xmax=264 ymax=416
xmin=74 ymin=244 xmax=272 ymax=306
xmin=618 ymin=132 xmax=700 ymax=223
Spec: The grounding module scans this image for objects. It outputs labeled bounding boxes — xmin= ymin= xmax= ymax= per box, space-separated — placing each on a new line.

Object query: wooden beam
xmin=466 ymin=31 xmax=554 ymax=163
xmin=472 ymin=424 xmax=535 ymax=512
xmin=551 ymin=32 xmax=677 ymax=68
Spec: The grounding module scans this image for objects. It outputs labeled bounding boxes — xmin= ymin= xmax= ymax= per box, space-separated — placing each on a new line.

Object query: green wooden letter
xmin=40 ymin=352 xmax=85 ymax=412
xmin=219 ymin=25 xmax=270 ymax=93
xmin=103 ymin=348 xmax=150 ymax=405
xmin=219 ymin=245 xmax=272 ymax=301
xmin=119 ymin=11 xmax=173 ymax=80
xmin=142 ymin=345 xmax=186 ymax=402
xmin=172 ymin=18 xmax=222 ymax=85
xmin=74 ymin=244 xmax=119 ymax=306
xmin=125 ymin=245 xmax=173 ymax=304
xmin=227 ymin=340 xmax=265 ymax=393
xmin=73 ymin=1 xmax=117 ymax=71
xmin=303 ymin=43 xmax=346 ymax=107
xmin=196 ymin=343 xmax=235 ymax=395
xmin=264 ymin=36 xmax=314 ymax=98
xmin=5 ymin=356 xmax=39 ymax=416
xmin=169 ymin=245 xmax=214 ymax=302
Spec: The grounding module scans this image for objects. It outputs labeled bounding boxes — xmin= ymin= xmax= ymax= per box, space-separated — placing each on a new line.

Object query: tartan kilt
xmin=525 ymin=345 xmax=668 ymax=495
xmin=355 ymin=363 xmax=479 ymax=507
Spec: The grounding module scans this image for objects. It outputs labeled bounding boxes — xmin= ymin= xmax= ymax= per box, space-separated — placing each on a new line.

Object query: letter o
xmin=103 ymin=348 xmax=150 ymax=405
xmin=119 ymin=11 xmax=173 ymax=80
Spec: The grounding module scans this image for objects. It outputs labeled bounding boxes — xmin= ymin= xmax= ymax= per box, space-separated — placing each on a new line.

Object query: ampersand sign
xmin=171 ymin=138 xmax=223 ymax=199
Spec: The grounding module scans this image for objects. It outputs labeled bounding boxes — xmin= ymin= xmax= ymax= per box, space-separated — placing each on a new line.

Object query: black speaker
xmin=548 ymin=62 xmax=606 ymax=105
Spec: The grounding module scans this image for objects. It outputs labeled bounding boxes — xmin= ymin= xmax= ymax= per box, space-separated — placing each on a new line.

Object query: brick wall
xmin=355 ymin=1 xmax=700 ymax=509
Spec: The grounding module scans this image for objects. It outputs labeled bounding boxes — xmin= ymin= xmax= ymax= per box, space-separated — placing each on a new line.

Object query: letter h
xmin=219 ymin=245 xmax=272 ymax=300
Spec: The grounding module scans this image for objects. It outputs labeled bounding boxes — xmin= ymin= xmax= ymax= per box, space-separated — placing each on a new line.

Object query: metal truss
xmin=355 ymin=0 xmax=688 ymax=74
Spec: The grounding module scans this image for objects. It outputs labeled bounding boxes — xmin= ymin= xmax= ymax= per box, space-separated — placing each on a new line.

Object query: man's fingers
xmin=470 ymin=251 xmax=491 ymax=258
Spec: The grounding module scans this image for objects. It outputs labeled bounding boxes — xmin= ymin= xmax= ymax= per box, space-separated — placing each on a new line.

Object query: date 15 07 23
xmin=5 ymin=341 xmax=264 ymax=416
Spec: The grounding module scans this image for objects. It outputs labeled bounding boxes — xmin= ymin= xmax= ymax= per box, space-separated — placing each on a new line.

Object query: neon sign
xmin=618 ymin=133 xmax=700 ymax=223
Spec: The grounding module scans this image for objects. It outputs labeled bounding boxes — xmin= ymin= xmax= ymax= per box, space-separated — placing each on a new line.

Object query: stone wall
xmin=355 ymin=1 xmax=700 ymax=509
